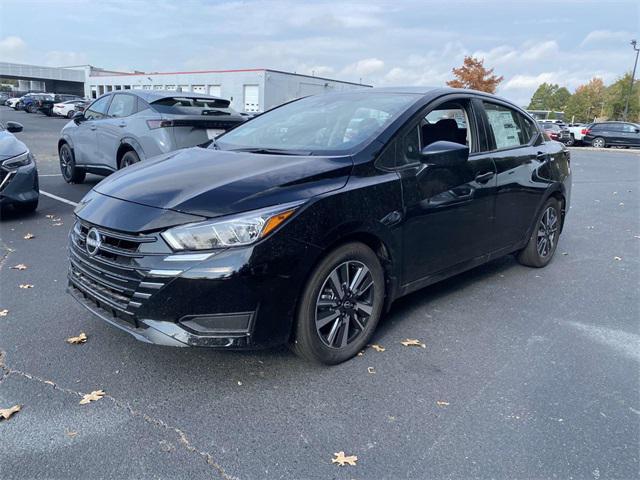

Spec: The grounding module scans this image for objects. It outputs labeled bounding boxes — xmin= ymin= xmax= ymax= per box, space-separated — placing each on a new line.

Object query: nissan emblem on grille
xmin=85 ymin=227 xmax=102 ymax=256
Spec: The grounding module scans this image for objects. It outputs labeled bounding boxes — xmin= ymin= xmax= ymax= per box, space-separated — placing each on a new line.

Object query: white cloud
xmin=342 ymin=58 xmax=385 ymax=77
xmin=581 ymin=30 xmax=634 ymax=47
xmin=0 ymin=36 xmax=27 ymax=63
xmin=44 ymin=50 xmax=89 ymax=67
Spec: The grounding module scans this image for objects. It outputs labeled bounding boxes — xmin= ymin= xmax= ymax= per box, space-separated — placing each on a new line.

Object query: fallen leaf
xmin=356 ymin=350 xmax=364 ymax=357
xmin=23 ymin=233 xmax=35 ymax=240
xmin=0 ymin=309 xmax=8 ymax=317
xmin=436 ymin=401 xmax=450 ymax=407
xmin=367 ymin=366 xmax=376 ymax=374
xmin=561 ymin=252 xmax=568 ymax=256
xmin=0 ymin=404 xmax=21 ymax=420
xmin=52 ymin=222 xmax=64 ymax=226
xmin=332 ymin=451 xmax=358 ymax=467
xmin=237 ymin=381 xmax=243 ymax=386
xmin=619 ymin=202 xmax=625 ymax=206
xmin=11 ymin=264 xmax=27 ymax=270
xmin=51 ymin=217 xmax=62 ymax=222
xmin=44 ymin=380 xmax=55 ymax=386
xmin=65 ymin=429 xmax=78 ymax=437
xmin=369 ymin=344 xmax=385 ymax=352
xmin=614 ymin=256 xmax=622 ymax=261
xmin=66 ymin=332 xmax=87 ymax=344
xmin=401 ymin=338 xmax=426 ymax=348
xmin=19 ymin=284 xmax=34 ymax=289
xmin=79 ymin=390 xmax=105 ymax=405
xmin=45 ymin=214 xmax=55 ymax=219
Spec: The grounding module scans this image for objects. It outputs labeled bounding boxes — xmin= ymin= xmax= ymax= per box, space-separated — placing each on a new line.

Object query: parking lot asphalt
xmin=1 ymin=107 xmax=639 ymax=480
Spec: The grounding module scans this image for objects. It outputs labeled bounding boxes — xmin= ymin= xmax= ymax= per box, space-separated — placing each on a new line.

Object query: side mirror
xmin=5 ymin=121 xmax=23 ymax=133
xmin=420 ymin=141 xmax=469 ymax=167
xmin=73 ymin=111 xmax=85 ymax=123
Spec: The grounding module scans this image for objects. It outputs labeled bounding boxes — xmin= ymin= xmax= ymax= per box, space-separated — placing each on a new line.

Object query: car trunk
xmin=161 ymin=115 xmax=246 ymax=149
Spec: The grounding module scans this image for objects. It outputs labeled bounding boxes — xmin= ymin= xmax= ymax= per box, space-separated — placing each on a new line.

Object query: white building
xmin=84 ymin=68 xmax=369 ymax=113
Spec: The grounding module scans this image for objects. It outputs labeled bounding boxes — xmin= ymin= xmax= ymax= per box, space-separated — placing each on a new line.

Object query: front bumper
xmin=67 ymin=215 xmax=320 ymax=349
xmin=0 ymin=160 xmax=39 ymax=207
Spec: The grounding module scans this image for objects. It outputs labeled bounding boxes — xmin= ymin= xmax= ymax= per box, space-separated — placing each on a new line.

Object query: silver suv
xmin=58 ymin=90 xmax=246 ymax=183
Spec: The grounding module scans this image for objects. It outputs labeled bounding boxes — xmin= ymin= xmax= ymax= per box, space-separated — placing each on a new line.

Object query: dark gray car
xmin=58 ymin=90 xmax=246 ymax=183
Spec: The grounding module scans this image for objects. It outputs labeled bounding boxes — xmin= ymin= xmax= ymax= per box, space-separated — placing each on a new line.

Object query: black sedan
xmin=68 ymin=87 xmax=571 ymax=364
xmin=0 ymin=121 xmax=39 ymax=213
xmin=582 ymin=121 xmax=640 ymax=148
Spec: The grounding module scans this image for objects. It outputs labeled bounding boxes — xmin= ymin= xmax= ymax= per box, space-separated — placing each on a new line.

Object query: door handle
xmin=89 ymin=125 xmax=97 ymax=131
xmin=536 ymin=151 xmax=546 ymax=160
xmin=474 ymin=171 xmax=495 ymax=184
xmin=118 ymin=122 xmax=126 ymax=128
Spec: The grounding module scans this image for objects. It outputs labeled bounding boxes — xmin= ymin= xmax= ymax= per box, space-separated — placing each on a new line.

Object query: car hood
xmin=0 ymin=131 xmax=27 ymax=161
xmin=93 ymin=147 xmax=353 ymax=218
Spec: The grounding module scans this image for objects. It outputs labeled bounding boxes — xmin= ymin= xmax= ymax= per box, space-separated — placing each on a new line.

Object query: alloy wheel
xmin=60 ymin=147 xmax=73 ymax=180
xmin=315 ymin=261 xmax=375 ymax=349
xmin=536 ymin=206 xmax=558 ymax=258
xmin=592 ymin=138 xmax=605 ymax=148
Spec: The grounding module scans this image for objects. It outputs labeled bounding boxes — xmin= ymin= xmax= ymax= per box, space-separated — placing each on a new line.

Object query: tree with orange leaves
xmin=447 ymin=56 xmax=504 ymax=93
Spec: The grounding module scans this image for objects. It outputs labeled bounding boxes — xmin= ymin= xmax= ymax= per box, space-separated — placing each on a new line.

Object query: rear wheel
xmin=517 ymin=198 xmax=561 ymax=268
xmin=592 ymin=137 xmax=606 ymax=148
xmin=28 ymin=104 xmax=37 ymax=113
xmin=59 ymin=143 xmax=85 ymax=184
xmin=67 ymin=110 xmax=75 ymax=119
xmin=119 ymin=150 xmax=140 ymax=169
xmin=290 ymin=242 xmax=385 ymax=364
xmin=565 ymin=135 xmax=575 ymax=147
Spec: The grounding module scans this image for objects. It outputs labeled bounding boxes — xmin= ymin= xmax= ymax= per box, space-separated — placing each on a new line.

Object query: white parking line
xmin=40 ymin=190 xmax=78 ymax=207
xmin=39 ymin=174 xmax=63 ymax=177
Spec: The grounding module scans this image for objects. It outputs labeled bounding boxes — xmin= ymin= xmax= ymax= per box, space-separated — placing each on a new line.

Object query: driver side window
xmin=84 ymin=95 xmax=111 ymax=120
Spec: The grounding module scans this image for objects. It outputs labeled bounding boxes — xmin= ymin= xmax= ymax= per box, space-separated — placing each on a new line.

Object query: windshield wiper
xmin=228 ymin=147 xmax=312 ymax=156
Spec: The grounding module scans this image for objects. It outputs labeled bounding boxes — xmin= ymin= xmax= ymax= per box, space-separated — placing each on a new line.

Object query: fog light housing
xmin=179 ymin=313 xmax=253 ymax=334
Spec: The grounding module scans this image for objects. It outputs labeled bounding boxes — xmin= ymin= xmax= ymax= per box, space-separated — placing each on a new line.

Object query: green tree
xmin=528 ymin=83 xmax=572 ymax=111
xmin=565 ymin=78 xmax=606 ymax=123
xmin=605 ymin=72 xmax=640 ymax=121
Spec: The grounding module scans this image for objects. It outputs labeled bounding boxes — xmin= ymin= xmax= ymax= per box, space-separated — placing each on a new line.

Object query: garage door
xmin=243 ymin=85 xmax=260 ymax=113
xmin=192 ymin=85 xmax=205 ymax=93
xmin=208 ymin=85 xmax=221 ymax=97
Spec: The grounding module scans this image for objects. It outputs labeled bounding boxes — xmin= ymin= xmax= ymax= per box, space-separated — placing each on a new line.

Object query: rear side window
xmin=150 ymin=96 xmax=235 ymax=116
xmin=85 ymin=95 xmax=111 ymax=120
xmin=483 ymin=102 xmax=532 ymax=149
xmin=107 ymin=94 xmax=137 ymax=118
xmin=623 ymin=124 xmax=639 ymax=133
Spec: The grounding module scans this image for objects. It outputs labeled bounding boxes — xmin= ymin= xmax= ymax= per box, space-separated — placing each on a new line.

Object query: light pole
xmin=623 ymin=39 xmax=640 ymax=121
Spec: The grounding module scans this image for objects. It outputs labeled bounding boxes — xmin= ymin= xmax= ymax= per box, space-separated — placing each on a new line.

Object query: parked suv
xmin=67 ymin=87 xmax=571 ymax=364
xmin=582 ymin=122 xmax=640 ymax=148
xmin=58 ymin=91 xmax=246 ymax=183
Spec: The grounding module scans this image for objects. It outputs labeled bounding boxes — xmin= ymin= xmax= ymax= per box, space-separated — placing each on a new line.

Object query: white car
xmin=6 ymin=97 xmax=21 ymax=108
xmin=53 ymin=100 xmax=87 ymax=118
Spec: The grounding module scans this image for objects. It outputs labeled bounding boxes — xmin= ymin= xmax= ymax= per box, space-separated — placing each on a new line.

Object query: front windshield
xmin=216 ymin=92 xmax=420 ymax=154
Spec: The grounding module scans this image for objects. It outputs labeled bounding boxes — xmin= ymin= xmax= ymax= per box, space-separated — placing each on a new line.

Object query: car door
xmin=478 ymin=100 xmax=549 ymax=250
xmin=98 ymin=93 xmax=138 ymax=169
xmin=398 ymin=95 xmax=497 ymax=284
xmin=74 ymin=95 xmax=111 ymax=166
xmin=621 ymin=123 xmax=640 ymax=146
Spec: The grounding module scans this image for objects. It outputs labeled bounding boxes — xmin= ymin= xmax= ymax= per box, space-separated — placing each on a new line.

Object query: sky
xmin=0 ymin=0 xmax=638 ymax=105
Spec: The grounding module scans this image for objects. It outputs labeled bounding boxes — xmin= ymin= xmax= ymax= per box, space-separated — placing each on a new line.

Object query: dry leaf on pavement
xmin=53 ymin=223 xmax=64 ymax=226
xmin=614 ymin=256 xmax=622 ymax=261
xmin=332 ymin=451 xmax=358 ymax=466
xmin=0 ymin=404 xmax=21 ymax=420
xmin=369 ymin=344 xmax=385 ymax=352
xmin=436 ymin=401 xmax=450 ymax=407
xmin=23 ymin=233 xmax=35 ymax=240
xmin=45 ymin=214 xmax=55 ymax=219
xmin=367 ymin=366 xmax=376 ymax=374
xmin=0 ymin=309 xmax=8 ymax=317
xmin=19 ymin=284 xmax=34 ymax=289
xmin=11 ymin=264 xmax=27 ymax=270
xmin=65 ymin=429 xmax=78 ymax=437
xmin=66 ymin=332 xmax=87 ymax=344
xmin=401 ymin=338 xmax=426 ymax=348
xmin=79 ymin=390 xmax=105 ymax=405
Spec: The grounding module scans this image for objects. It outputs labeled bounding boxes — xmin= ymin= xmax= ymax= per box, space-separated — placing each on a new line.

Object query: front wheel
xmin=517 ymin=198 xmax=562 ymax=268
xmin=59 ymin=143 xmax=86 ymax=184
xmin=592 ymin=137 xmax=606 ymax=148
xmin=67 ymin=110 xmax=75 ymax=119
xmin=564 ymin=135 xmax=575 ymax=147
xmin=290 ymin=242 xmax=385 ymax=364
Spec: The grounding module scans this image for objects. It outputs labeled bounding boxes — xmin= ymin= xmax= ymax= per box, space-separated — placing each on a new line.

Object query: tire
xmin=13 ymin=198 xmax=38 ymax=214
xmin=67 ymin=110 xmax=75 ymax=119
xmin=59 ymin=143 xmax=86 ymax=184
xmin=517 ymin=197 xmax=562 ymax=268
xmin=28 ymin=104 xmax=37 ymax=113
xmin=592 ymin=137 xmax=605 ymax=148
xmin=290 ymin=242 xmax=385 ymax=364
xmin=565 ymin=135 xmax=575 ymax=147
xmin=119 ymin=150 xmax=140 ymax=169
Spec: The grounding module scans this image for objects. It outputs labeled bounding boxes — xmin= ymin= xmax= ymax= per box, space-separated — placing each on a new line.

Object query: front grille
xmin=68 ymin=220 xmax=166 ymax=324
xmin=0 ymin=169 xmax=15 ymax=191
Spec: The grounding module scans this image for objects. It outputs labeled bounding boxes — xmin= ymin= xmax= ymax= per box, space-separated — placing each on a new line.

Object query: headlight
xmin=161 ymin=201 xmax=304 ymax=251
xmin=2 ymin=151 xmax=32 ymax=169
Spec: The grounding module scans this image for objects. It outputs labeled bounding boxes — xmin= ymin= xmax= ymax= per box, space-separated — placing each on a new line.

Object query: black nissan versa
xmin=68 ymin=87 xmax=571 ymax=364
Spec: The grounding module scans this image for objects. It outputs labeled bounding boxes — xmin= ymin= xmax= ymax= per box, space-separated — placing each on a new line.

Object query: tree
xmin=565 ymin=78 xmax=606 ymax=123
xmin=447 ymin=56 xmax=503 ymax=93
xmin=605 ymin=72 xmax=640 ymax=121
xmin=528 ymin=83 xmax=571 ymax=111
